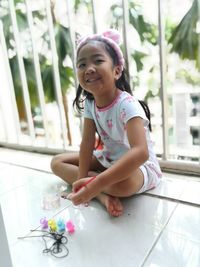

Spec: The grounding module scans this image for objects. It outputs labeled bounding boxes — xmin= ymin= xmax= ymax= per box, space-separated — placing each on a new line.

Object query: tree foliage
xmin=0 ymin=1 xmax=74 ymax=109
xmin=168 ymin=0 xmax=200 ymax=70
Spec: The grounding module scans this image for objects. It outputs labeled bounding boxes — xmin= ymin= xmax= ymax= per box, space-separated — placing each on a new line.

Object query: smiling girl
xmin=51 ymin=29 xmax=162 ymax=217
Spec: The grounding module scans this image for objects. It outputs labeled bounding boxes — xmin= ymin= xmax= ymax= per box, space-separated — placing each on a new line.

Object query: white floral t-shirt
xmin=84 ymin=91 xmax=162 ymax=181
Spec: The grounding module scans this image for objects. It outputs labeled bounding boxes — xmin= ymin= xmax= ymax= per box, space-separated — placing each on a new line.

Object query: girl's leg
xmin=92 ymin=170 xmax=144 ymax=217
xmin=51 ymin=153 xmax=144 ymax=216
xmin=97 ymin=169 xmax=144 ymax=217
xmin=51 ymin=153 xmax=78 ymax=184
xmin=51 ymin=153 xmax=123 ymax=216
xmin=51 ymin=153 xmax=144 ymax=195
xmin=104 ymin=169 xmax=144 ymax=197
xmin=50 ymin=152 xmax=105 ymax=184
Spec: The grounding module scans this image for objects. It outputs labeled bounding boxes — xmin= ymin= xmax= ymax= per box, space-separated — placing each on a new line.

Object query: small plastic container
xmin=42 ymin=193 xmax=60 ymax=210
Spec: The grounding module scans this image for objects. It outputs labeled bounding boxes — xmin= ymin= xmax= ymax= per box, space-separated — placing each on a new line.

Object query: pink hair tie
xmin=76 ymin=29 xmax=125 ymax=71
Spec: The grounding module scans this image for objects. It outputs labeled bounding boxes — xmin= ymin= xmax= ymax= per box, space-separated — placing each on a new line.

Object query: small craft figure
xmin=40 ymin=217 xmax=48 ymax=229
xmin=57 ymin=218 xmax=66 ymax=233
xmin=48 ymin=219 xmax=57 ymax=232
xmin=66 ymin=220 xmax=75 ymax=234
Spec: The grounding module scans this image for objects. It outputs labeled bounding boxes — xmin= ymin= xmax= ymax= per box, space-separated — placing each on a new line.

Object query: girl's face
xmin=76 ymin=41 xmax=121 ymax=98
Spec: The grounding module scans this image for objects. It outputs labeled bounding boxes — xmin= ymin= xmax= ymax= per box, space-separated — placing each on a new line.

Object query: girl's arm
xmin=78 ymin=118 xmax=96 ymax=179
xmin=97 ymin=117 xmax=149 ymax=187
xmin=71 ymin=117 xmax=149 ymax=204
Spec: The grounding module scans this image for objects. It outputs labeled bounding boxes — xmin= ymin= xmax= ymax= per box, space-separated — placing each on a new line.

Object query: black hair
xmin=73 ymin=39 xmax=152 ymax=131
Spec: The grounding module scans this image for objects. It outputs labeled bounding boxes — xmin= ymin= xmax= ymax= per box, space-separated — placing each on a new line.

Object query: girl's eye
xmin=95 ymin=59 xmax=104 ymax=64
xmin=77 ymin=63 xmax=86 ymax=69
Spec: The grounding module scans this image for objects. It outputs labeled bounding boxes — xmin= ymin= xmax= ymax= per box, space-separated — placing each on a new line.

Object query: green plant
xmin=168 ymin=0 xmax=200 ymax=70
xmin=0 ymin=0 xmax=75 ymax=144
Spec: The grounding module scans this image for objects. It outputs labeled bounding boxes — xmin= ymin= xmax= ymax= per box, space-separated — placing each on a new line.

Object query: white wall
xmin=0 ymin=205 xmax=13 ymax=267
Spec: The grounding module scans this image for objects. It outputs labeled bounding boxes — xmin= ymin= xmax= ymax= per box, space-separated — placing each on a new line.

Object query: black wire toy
xmin=18 ymin=218 xmax=75 ymax=258
xmin=18 ymin=229 xmax=69 ymax=258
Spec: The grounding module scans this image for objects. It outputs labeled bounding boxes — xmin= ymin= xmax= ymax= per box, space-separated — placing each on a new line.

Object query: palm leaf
xmin=54 ymin=23 xmax=72 ymax=62
xmin=40 ymin=63 xmax=55 ymax=102
xmin=131 ymin=50 xmax=148 ymax=72
xmin=110 ymin=2 xmax=158 ymax=45
xmin=129 ymin=2 xmax=157 ymax=45
xmin=168 ymin=0 xmax=200 ymax=70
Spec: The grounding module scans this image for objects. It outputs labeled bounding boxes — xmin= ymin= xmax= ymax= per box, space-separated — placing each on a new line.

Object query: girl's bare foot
xmin=62 ymin=191 xmax=123 ymax=217
xmin=97 ymin=193 xmax=123 ymax=217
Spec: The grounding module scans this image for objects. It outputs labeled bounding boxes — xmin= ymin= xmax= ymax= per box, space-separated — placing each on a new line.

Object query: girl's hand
xmin=69 ymin=177 xmax=100 ymax=206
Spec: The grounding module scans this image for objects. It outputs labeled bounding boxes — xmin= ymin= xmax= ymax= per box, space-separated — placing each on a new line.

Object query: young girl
xmin=51 ymin=29 xmax=162 ymax=217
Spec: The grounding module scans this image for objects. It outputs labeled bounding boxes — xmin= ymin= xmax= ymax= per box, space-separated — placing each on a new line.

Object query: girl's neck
xmin=95 ymin=88 xmax=120 ymax=108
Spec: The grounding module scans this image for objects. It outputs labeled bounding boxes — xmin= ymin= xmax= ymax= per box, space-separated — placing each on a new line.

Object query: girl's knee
xmin=50 ymin=153 xmax=79 ymax=174
xmin=50 ymin=154 xmax=63 ymax=173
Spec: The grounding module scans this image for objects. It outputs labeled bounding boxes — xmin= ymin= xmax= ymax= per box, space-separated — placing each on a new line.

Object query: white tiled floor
xmin=0 ymin=148 xmax=200 ymax=267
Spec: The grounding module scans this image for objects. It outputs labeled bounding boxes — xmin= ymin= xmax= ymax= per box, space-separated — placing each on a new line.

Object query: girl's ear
xmin=114 ymin=66 xmax=122 ymax=80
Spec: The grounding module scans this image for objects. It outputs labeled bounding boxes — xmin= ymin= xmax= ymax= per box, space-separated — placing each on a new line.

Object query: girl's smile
xmin=85 ymin=77 xmax=101 ymax=84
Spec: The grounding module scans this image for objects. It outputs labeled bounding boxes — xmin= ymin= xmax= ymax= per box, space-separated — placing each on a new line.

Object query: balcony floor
xmin=0 ymin=148 xmax=200 ymax=267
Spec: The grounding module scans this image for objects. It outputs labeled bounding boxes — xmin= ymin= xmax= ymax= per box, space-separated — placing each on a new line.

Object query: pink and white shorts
xmin=137 ymin=163 xmax=162 ymax=194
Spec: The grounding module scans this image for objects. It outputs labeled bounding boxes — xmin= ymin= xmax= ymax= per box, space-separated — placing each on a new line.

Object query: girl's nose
xmin=85 ymin=65 xmax=95 ymax=74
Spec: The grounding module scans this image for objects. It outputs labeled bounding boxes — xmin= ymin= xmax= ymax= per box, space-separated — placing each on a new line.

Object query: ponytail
xmin=138 ymin=100 xmax=152 ymax=131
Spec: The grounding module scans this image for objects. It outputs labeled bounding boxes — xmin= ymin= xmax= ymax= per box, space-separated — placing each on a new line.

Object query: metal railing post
xmin=122 ymin=0 xmax=130 ymax=83
xmin=91 ymin=0 xmax=97 ymax=33
xmin=8 ymin=0 xmax=35 ymax=144
xmin=45 ymin=0 xmax=68 ymax=148
xmin=158 ymin=0 xmax=168 ymax=160
xmin=0 ymin=21 xmax=21 ymax=142
xmin=25 ymin=0 xmax=49 ymax=147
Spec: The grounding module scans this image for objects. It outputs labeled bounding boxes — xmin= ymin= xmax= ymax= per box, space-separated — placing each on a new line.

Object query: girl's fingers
xmin=72 ymin=179 xmax=86 ymax=193
xmin=70 ymin=187 xmax=86 ymax=205
xmin=70 ymin=177 xmax=96 ymax=205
